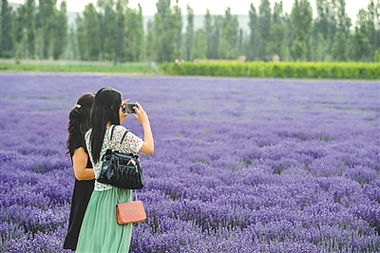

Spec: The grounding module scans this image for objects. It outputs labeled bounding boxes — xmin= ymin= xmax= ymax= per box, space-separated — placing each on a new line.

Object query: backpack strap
xmin=120 ymin=129 xmax=130 ymax=144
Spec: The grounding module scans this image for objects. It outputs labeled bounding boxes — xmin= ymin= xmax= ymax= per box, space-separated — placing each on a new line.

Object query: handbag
xmin=115 ymin=189 xmax=147 ymax=225
xmin=97 ymin=124 xmax=144 ymax=189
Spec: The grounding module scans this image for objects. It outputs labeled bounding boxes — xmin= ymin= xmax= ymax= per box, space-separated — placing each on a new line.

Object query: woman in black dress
xmin=63 ymin=93 xmax=96 ymax=251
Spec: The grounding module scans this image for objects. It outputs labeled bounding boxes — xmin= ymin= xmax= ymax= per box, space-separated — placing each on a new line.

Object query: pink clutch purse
xmin=116 ymin=200 xmax=146 ymax=225
xmin=115 ymin=190 xmax=146 ymax=225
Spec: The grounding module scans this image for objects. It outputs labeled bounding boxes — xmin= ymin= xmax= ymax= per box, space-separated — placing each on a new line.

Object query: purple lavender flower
xmin=1 ymin=74 xmax=379 ymax=252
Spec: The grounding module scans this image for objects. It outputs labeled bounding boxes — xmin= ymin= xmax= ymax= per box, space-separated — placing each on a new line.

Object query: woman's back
xmin=84 ymin=124 xmax=144 ymax=191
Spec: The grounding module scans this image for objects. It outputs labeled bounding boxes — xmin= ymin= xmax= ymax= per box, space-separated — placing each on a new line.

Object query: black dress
xmin=63 ymin=148 xmax=95 ymax=251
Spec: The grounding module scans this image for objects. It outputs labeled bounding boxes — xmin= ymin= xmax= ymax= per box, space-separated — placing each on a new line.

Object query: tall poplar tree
xmin=13 ymin=4 xmax=26 ymax=60
xmin=258 ymin=0 xmax=271 ymax=60
xmin=1 ymin=0 xmax=14 ymax=58
xmin=248 ymin=3 xmax=260 ymax=60
xmin=125 ymin=4 xmax=144 ymax=61
xmin=38 ymin=0 xmax=56 ymax=58
xmin=219 ymin=7 xmax=239 ymax=59
xmin=193 ymin=29 xmax=207 ymax=59
xmin=204 ymin=9 xmax=213 ymax=59
xmin=25 ymin=0 xmax=36 ymax=58
xmin=184 ymin=5 xmax=194 ymax=61
xmin=77 ymin=3 xmax=100 ymax=60
xmin=153 ymin=0 xmax=182 ymax=62
xmin=290 ymin=0 xmax=313 ymax=61
xmin=331 ymin=0 xmax=351 ymax=61
xmin=268 ymin=1 xmax=288 ymax=60
xmin=51 ymin=1 xmax=67 ymax=60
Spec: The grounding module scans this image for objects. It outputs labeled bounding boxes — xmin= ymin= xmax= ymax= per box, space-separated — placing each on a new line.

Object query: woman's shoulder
xmin=111 ymin=125 xmax=140 ymax=142
xmin=69 ymin=133 xmax=85 ymax=151
xmin=113 ymin=124 xmax=127 ymax=131
xmin=110 ymin=125 xmax=143 ymax=153
xmin=112 ymin=124 xmax=132 ymax=135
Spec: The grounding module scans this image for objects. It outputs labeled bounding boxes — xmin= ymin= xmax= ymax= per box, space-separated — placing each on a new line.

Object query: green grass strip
xmin=160 ymin=62 xmax=380 ymax=80
xmin=1 ymin=63 xmax=151 ymax=73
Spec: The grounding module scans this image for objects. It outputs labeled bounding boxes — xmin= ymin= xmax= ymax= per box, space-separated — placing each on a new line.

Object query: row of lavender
xmin=1 ymin=75 xmax=379 ymax=252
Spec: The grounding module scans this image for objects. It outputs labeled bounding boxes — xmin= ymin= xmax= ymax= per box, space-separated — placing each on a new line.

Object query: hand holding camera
xmin=133 ymin=102 xmax=149 ymax=125
xmin=121 ymin=102 xmax=138 ymax=114
xmin=121 ymin=101 xmax=149 ymax=125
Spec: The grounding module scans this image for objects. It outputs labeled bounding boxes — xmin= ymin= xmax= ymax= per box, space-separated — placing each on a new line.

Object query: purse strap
xmin=120 ymin=130 xmax=129 ymax=144
xmin=109 ymin=124 xmax=130 ymax=146
xmin=109 ymin=124 xmax=139 ymax=204
xmin=116 ymin=189 xmax=138 ymax=204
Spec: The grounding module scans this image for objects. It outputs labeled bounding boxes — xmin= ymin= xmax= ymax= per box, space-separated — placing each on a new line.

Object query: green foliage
xmin=1 ymin=0 xmax=14 ymax=58
xmin=12 ymin=4 xmax=26 ymax=60
xmin=184 ymin=5 xmax=194 ymax=61
xmin=347 ymin=4 xmax=378 ymax=62
xmin=247 ymin=4 xmax=259 ymax=61
xmin=219 ymin=8 xmax=239 ymax=59
xmin=76 ymin=3 xmax=100 ymax=61
xmin=1 ymin=0 xmax=379 ymax=64
xmin=161 ymin=62 xmax=380 ymax=80
xmin=1 ymin=62 xmax=151 ymax=73
xmin=268 ymin=23 xmax=286 ymax=60
xmin=204 ymin=10 xmax=213 ymax=59
xmin=65 ymin=26 xmax=78 ymax=60
xmin=51 ymin=1 xmax=67 ymax=60
xmin=192 ymin=29 xmax=207 ymax=59
xmin=152 ymin=0 xmax=182 ymax=63
xmin=38 ymin=0 xmax=57 ymax=59
xmin=75 ymin=0 xmax=144 ymax=63
xmin=310 ymin=33 xmax=328 ymax=61
xmin=124 ymin=5 xmax=144 ymax=62
xmin=290 ymin=0 xmax=313 ymax=61
xmin=258 ymin=0 xmax=271 ymax=60
xmin=145 ymin=20 xmax=155 ymax=61
xmin=25 ymin=0 xmax=36 ymax=58
xmin=332 ymin=31 xmax=346 ymax=61
xmin=113 ymin=0 xmax=127 ymax=63
xmin=375 ymin=49 xmax=380 ymax=62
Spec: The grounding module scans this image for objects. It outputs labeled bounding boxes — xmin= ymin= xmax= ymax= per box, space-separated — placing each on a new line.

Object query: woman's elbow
xmin=143 ymin=147 xmax=154 ymax=155
xmin=148 ymin=144 xmax=155 ymax=154
xmin=140 ymin=143 xmax=154 ymax=154
xmin=74 ymin=172 xmax=85 ymax=181
xmin=73 ymin=169 xmax=88 ymax=181
xmin=74 ymin=174 xmax=83 ymax=181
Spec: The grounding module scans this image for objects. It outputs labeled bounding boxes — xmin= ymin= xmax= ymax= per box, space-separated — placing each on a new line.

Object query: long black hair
xmin=66 ymin=93 xmax=95 ymax=157
xmin=90 ymin=87 xmax=122 ymax=163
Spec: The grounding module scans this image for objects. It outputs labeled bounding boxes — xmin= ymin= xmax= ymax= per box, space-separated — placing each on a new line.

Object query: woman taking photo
xmin=63 ymin=93 xmax=96 ymax=251
xmin=76 ymin=87 xmax=154 ymax=252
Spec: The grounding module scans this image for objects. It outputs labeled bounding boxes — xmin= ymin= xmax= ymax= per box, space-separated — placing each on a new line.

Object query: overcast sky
xmin=10 ymin=0 xmax=370 ymax=24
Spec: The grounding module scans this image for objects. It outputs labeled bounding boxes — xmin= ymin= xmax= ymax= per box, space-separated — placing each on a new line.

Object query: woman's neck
xmin=106 ymin=122 xmax=111 ymax=129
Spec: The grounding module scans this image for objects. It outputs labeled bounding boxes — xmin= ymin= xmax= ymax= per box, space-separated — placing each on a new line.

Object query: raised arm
xmin=139 ymin=122 xmax=154 ymax=154
xmin=134 ymin=102 xmax=154 ymax=155
xmin=116 ymin=101 xmax=154 ymax=155
xmin=72 ymin=147 xmax=96 ymax=181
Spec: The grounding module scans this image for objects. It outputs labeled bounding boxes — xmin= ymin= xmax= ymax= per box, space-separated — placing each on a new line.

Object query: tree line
xmin=1 ymin=0 xmax=379 ymax=63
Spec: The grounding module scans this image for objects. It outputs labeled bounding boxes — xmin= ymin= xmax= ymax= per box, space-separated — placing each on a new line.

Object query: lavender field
xmin=1 ymin=74 xmax=379 ymax=253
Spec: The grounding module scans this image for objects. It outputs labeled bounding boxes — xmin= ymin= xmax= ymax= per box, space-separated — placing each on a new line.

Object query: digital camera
xmin=122 ymin=103 xmax=138 ymax=114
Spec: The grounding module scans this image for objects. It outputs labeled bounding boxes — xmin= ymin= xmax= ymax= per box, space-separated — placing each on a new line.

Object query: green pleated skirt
xmin=75 ymin=187 xmax=133 ymax=253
